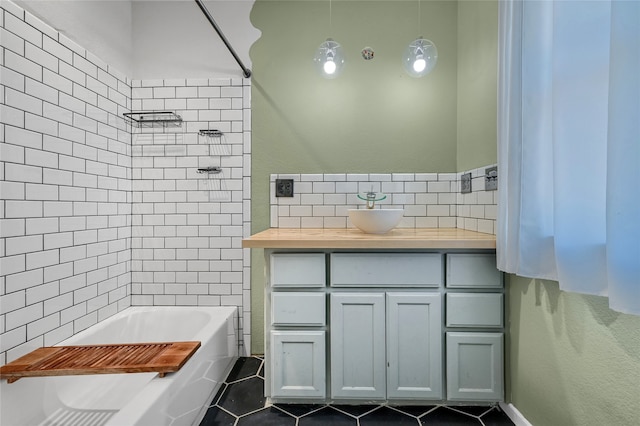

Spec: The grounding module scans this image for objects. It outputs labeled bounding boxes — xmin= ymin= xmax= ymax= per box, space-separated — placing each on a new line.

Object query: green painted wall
xmin=456 ymin=0 xmax=498 ymax=171
xmin=508 ymin=275 xmax=640 ymax=425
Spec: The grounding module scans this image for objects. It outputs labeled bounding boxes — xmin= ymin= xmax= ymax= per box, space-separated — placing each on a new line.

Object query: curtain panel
xmin=497 ymin=0 xmax=639 ymax=315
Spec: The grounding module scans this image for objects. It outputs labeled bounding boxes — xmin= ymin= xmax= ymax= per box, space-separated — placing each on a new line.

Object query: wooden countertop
xmin=242 ymin=228 xmax=496 ymax=249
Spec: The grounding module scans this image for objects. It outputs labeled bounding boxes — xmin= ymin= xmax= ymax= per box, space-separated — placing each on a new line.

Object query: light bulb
xmin=413 ymin=57 xmax=426 ymax=73
xmin=323 ymin=59 xmax=337 ymax=75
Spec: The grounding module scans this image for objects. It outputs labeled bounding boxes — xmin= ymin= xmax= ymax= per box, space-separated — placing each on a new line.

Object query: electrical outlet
xmin=461 ymin=173 xmax=472 ymax=194
xmin=275 ymin=179 xmax=294 ymax=197
xmin=485 ymin=166 xmax=498 ymax=191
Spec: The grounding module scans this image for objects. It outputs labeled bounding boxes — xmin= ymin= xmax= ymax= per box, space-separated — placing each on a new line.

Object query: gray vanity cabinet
xmin=264 ymin=249 xmax=503 ymax=404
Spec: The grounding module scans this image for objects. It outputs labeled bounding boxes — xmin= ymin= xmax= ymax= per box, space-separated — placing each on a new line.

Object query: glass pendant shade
xmin=403 ymin=37 xmax=438 ymax=77
xmin=314 ymin=38 xmax=345 ymax=79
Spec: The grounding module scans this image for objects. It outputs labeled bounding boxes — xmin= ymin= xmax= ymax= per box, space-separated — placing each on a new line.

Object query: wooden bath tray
xmin=0 ymin=341 xmax=200 ymax=383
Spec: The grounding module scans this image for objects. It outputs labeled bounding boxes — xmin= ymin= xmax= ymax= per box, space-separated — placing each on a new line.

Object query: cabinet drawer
xmin=270 ymin=253 xmax=326 ymax=287
xmin=272 ymin=292 xmax=326 ymax=326
xmin=331 ymin=253 xmax=442 ymax=287
xmin=446 ymin=293 xmax=503 ymax=328
xmin=446 ymin=253 xmax=501 ymax=288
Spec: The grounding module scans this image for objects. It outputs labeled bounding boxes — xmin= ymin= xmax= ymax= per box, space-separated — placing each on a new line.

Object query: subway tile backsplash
xmin=0 ymin=1 xmax=252 ymax=364
xmin=270 ymin=167 xmax=497 ymax=234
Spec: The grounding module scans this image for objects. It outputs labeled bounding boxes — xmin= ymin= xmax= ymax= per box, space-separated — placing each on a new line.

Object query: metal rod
xmin=194 ymin=0 xmax=252 ymax=78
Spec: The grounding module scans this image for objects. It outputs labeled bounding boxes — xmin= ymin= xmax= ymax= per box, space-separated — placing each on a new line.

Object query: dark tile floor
xmin=200 ymin=357 xmax=515 ymax=426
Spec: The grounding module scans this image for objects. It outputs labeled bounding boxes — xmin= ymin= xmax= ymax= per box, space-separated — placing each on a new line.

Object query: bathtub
xmin=0 ymin=306 xmax=238 ymax=426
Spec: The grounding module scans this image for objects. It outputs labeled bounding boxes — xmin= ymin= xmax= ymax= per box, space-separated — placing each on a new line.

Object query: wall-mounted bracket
xmin=199 ymin=129 xmax=224 ymax=137
xmin=197 ymin=166 xmax=222 ymax=175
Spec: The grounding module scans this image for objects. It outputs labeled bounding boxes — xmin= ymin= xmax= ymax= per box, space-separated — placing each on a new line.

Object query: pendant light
xmin=403 ymin=0 xmax=437 ymax=77
xmin=314 ymin=39 xmax=345 ymax=78
xmin=314 ymin=0 xmax=345 ymax=79
xmin=403 ymin=37 xmax=438 ymax=77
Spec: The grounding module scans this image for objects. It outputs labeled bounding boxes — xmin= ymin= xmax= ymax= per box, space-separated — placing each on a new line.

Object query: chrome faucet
xmin=357 ymin=188 xmax=387 ymax=209
xmin=364 ymin=191 xmax=377 ymax=209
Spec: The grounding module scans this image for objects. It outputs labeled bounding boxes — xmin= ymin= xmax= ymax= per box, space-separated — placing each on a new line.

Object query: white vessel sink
xmin=348 ymin=209 xmax=404 ymax=234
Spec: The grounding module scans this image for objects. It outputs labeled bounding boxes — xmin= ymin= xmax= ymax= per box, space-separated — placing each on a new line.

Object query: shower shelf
xmin=123 ymin=111 xmax=183 ymax=128
xmin=197 ymin=166 xmax=222 ymax=174
xmin=199 ymin=129 xmax=224 ymax=137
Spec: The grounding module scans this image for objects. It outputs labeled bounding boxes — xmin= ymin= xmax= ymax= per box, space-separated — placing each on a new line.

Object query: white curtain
xmin=497 ymin=0 xmax=640 ymax=315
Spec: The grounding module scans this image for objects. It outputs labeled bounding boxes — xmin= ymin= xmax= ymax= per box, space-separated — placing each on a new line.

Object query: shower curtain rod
xmin=194 ymin=0 xmax=252 ymax=78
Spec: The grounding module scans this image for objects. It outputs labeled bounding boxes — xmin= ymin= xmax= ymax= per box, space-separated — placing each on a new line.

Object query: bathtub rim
xmin=62 ymin=305 xmax=239 ymax=346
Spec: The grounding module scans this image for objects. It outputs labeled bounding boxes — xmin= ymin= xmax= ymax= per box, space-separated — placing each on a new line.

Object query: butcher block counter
xmin=242 ymin=227 xmax=496 ymax=249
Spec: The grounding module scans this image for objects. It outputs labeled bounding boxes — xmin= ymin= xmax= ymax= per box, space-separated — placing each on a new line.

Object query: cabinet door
xmin=386 ymin=293 xmax=442 ymax=399
xmin=446 ymin=332 xmax=504 ymax=401
xmin=271 ymin=331 xmax=326 ymax=399
xmin=330 ymin=293 xmax=386 ymax=399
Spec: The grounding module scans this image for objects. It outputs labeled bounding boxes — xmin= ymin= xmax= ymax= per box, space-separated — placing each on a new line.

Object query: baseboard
xmin=499 ymin=402 xmax=533 ymax=426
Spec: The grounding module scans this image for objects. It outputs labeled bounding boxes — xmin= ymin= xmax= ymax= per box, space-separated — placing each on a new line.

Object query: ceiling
xmin=14 ymin=0 xmax=261 ymax=79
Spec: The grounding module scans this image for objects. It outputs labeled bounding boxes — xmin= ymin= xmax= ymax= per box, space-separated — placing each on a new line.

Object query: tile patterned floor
xmin=199 ymin=357 xmax=515 ymax=426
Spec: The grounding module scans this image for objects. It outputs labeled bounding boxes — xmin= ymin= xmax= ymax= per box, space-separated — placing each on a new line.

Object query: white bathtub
xmin=0 ymin=306 xmax=238 ymax=426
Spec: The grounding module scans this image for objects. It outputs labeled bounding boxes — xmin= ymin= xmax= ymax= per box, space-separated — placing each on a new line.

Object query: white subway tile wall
xmin=456 ymin=166 xmax=499 ymax=235
xmin=1 ymin=3 xmax=132 ymax=364
xmin=130 ymin=78 xmax=251 ymax=354
xmin=270 ymin=166 xmax=497 ymax=234
xmin=0 ymin=2 xmax=252 ymax=363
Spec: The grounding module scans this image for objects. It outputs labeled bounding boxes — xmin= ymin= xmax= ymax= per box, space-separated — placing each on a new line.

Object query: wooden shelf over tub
xmin=0 ymin=341 xmax=201 ymax=383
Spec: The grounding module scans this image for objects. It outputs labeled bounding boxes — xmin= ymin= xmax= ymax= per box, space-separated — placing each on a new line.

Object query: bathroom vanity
xmin=243 ymin=228 xmax=504 ymax=405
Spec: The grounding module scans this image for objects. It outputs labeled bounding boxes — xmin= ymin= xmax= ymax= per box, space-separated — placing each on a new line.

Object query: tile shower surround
xmin=130 ymin=78 xmax=252 ymax=354
xmin=0 ymin=0 xmax=252 ymax=365
xmin=271 ymin=168 xmax=497 ymax=235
